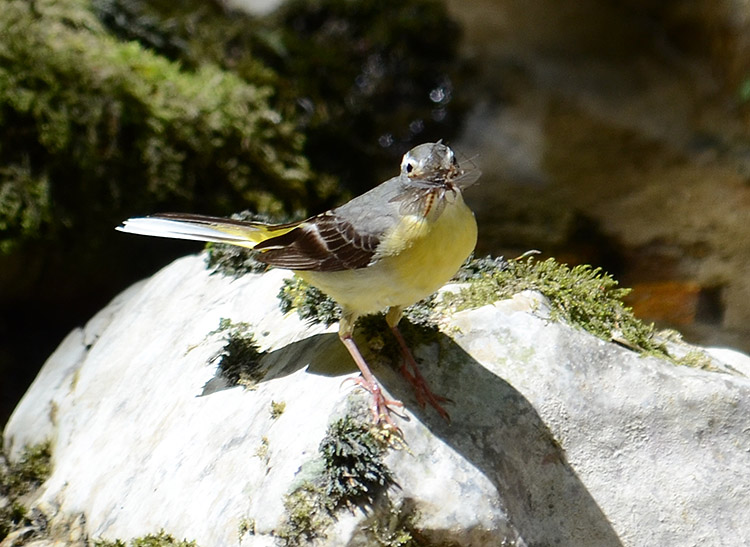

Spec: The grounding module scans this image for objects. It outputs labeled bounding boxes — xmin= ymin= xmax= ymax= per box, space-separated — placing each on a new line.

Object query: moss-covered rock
xmin=94 ymin=530 xmax=198 ymax=547
xmin=276 ymin=409 xmax=394 ymax=546
xmin=210 ymin=318 xmax=267 ymax=388
xmin=0 ymin=0 xmax=312 ymax=255
xmin=0 ymin=0 xmax=321 ymax=419
xmin=91 ymin=0 xmax=469 ymax=194
xmin=444 ymin=255 xmax=685 ymax=363
xmin=278 ymin=275 xmax=341 ymax=327
xmin=0 ymin=441 xmax=52 ymax=541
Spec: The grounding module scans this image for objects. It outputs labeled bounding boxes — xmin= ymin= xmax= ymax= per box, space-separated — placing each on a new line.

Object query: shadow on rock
xmin=257 ymin=329 xmax=623 ymax=546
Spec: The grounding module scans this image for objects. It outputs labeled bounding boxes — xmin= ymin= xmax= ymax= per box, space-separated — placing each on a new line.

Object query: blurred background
xmin=2 ymin=0 xmax=749 ymax=426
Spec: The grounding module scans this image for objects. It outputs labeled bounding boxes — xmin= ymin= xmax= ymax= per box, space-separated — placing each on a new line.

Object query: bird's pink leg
xmin=339 ymin=313 xmax=403 ymax=425
xmin=386 ymin=307 xmax=451 ymax=421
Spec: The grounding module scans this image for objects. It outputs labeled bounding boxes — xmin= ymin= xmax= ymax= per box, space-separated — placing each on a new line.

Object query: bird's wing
xmin=254 ymin=211 xmax=381 ymax=271
xmin=254 ymin=175 xmax=410 ymax=271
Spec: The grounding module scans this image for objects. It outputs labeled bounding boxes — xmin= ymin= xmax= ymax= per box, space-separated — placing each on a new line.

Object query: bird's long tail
xmin=116 ymin=213 xmax=299 ymax=249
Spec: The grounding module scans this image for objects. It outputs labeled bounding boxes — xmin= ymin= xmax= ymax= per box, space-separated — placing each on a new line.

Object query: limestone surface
xmin=4 ymin=255 xmax=750 ymax=546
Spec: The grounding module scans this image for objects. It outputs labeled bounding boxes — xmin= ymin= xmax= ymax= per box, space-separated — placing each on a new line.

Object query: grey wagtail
xmin=117 ymin=142 xmax=479 ymax=423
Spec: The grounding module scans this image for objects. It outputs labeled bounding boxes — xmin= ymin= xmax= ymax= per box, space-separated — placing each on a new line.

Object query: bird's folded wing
xmin=254 ymin=212 xmax=380 ymax=271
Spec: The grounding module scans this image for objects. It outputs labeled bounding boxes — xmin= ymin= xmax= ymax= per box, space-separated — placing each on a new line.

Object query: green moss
xmin=204 ymin=210 xmax=298 ymax=278
xmin=674 ymin=350 xmax=718 ymax=371
xmin=276 ymin=254 xmax=699 ymax=367
xmin=0 ymin=502 xmax=27 ymax=542
xmin=278 ymin=277 xmax=340 ymax=326
xmin=92 ymin=0 xmax=278 ymax=84
xmin=400 ymin=294 xmax=441 ymax=329
xmin=237 ymin=517 xmax=255 ymax=541
xmin=278 ymin=276 xmax=440 ymax=333
xmin=255 ymin=436 xmax=270 ymax=465
xmin=278 ymin=276 xmax=441 ymax=373
xmin=205 ymin=241 xmax=267 ymax=277
xmin=94 ymin=530 xmax=197 ymax=547
xmin=211 ymin=319 xmax=267 ymax=388
xmin=356 ymin=313 xmax=440 ymax=368
xmin=451 ymin=254 xmax=510 ymax=282
xmin=318 ymin=415 xmax=392 ymax=509
xmin=276 ymin=411 xmax=393 ymax=546
xmin=371 ymin=525 xmax=416 ymax=547
xmin=0 ymin=442 xmax=52 ymax=500
xmin=277 ymin=481 xmax=333 ymax=546
xmin=90 ymin=0 xmax=468 ymax=196
xmin=270 ymin=401 xmax=287 ymax=419
xmin=131 ymin=531 xmax=197 ymax=547
xmin=446 ymin=255 xmax=666 ymax=357
xmin=0 ymin=441 xmax=52 ymax=541
xmin=0 ymin=162 xmax=52 ymax=254
xmin=364 ymin=504 xmax=420 ymax=547
xmin=0 ymin=0 xmax=312 ymax=254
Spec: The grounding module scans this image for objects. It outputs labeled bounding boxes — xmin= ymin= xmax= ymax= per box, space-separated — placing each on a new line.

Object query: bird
xmin=117 ymin=142 xmax=479 ymax=424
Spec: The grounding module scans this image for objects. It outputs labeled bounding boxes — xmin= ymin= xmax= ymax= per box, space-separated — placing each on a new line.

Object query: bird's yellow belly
xmin=297 ymin=196 xmax=477 ymax=316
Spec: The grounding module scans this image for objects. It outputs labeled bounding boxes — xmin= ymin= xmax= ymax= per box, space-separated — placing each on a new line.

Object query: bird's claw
xmin=398 ymin=364 xmax=451 ymax=422
xmin=345 ymin=375 xmax=404 ymax=427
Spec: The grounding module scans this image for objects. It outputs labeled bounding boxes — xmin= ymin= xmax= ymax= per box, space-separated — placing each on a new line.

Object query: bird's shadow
xmin=215 ymin=325 xmax=623 ymax=546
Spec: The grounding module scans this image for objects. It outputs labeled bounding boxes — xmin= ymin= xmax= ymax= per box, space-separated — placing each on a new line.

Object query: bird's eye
xmin=405 ymin=162 xmax=414 ymax=173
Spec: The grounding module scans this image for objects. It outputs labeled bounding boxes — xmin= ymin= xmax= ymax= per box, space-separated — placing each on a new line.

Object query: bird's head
xmin=400 ymin=142 xmax=479 ymax=190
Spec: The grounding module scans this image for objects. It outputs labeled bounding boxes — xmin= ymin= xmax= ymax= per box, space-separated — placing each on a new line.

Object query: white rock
xmin=704 ymin=346 xmax=750 ymax=377
xmin=4 ymin=254 xmax=750 ymax=546
xmin=219 ymin=0 xmax=285 ymax=16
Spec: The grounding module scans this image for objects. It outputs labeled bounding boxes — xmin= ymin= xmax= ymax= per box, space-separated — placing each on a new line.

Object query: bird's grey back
xmin=332 ymin=174 xmax=408 ymax=238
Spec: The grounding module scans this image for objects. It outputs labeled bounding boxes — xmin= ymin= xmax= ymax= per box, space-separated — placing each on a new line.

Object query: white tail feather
xmin=116 ymin=217 xmax=252 ymax=245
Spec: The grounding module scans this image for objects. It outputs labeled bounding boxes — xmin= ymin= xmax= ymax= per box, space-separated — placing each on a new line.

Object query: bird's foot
xmin=387 ymin=321 xmax=452 ymax=422
xmin=398 ymin=363 xmax=452 ymax=422
xmin=346 ymin=375 xmax=404 ymax=427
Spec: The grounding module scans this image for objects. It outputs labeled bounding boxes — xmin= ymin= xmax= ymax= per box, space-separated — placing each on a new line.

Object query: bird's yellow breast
xmin=297 ymin=193 xmax=477 ymax=316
